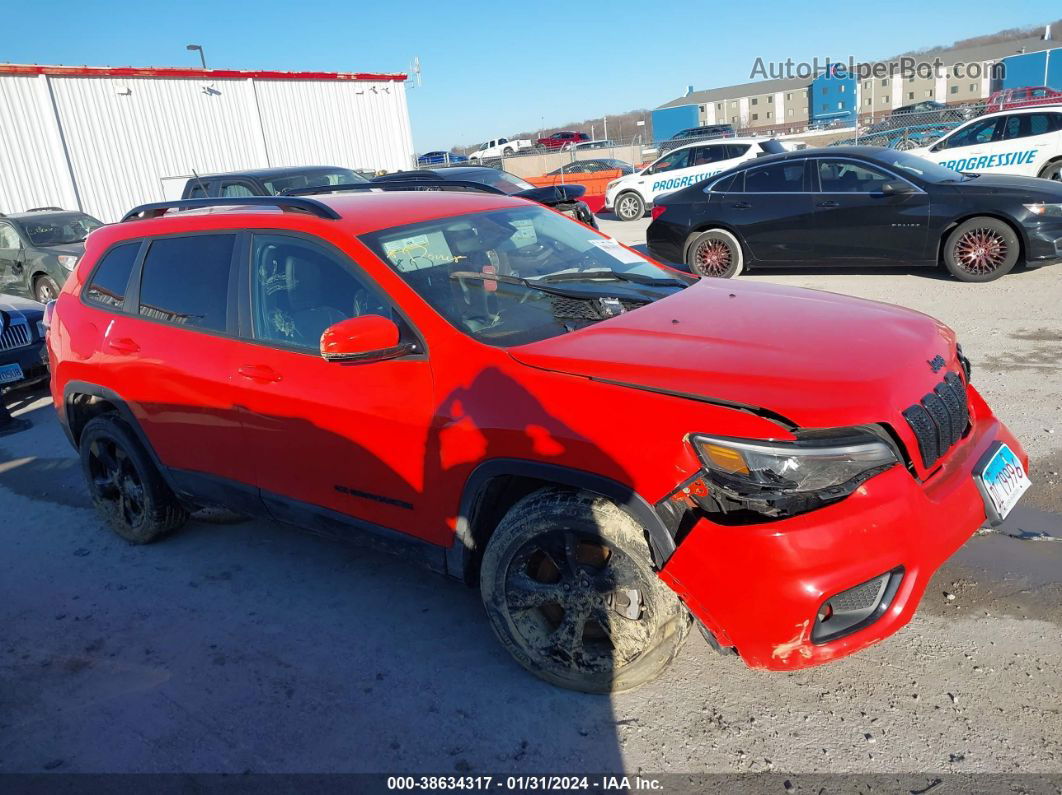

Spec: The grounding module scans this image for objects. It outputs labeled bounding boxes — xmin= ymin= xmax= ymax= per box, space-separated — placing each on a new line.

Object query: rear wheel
xmin=1038 ymin=159 xmax=1062 ymax=181
xmin=480 ymin=488 xmax=690 ymax=693
xmin=685 ymin=229 xmax=744 ymax=278
xmin=34 ymin=275 xmax=60 ymax=303
xmin=79 ymin=415 xmax=188 ymax=543
xmin=943 ymin=217 xmax=1019 ymax=282
xmin=614 ymin=191 xmax=645 ymax=222
xmin=503 ymin=147 xmax=514 ymax=156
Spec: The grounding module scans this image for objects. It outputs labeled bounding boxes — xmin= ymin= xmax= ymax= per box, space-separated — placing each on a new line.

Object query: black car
xmin=372 ymin=167 xmax=598 ymax=228
xmin=0 ymin=294 xmax=48 ymax=393
xmin=547 ymin=159 xmax=635 ymax=176
xmin=180 ymin=166 xmax=370 ymax=199
xmin=0 ymin=208 xmax=104 ymax=302
xmin=647 ymin=146 xmax=1062 ymax=282
xmin=659 ymin=124 xmax=736 ymax=152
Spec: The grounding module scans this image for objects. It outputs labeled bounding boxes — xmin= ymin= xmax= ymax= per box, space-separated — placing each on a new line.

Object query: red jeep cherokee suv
xmin=47 ymin=192 xmax=1029 ymax=692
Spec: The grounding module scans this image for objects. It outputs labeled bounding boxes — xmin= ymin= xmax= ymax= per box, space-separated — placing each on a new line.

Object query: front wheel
xmin=34 ymin=275 xmax=61 ymax=303
xmin=685 ymin=229 xmax=744 ymax=278
xmin=1038 ymin=160 xmax=1062 ymax=181
xmin=480 ymin=488 xmax=691 ymax=693
xmin=613 ymin=192 xmax=645 ymax=222
xmin=943 ymin=217 xmax=1019 ymax=282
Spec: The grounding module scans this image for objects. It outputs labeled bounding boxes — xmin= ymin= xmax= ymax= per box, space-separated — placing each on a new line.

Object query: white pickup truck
xmin=468 ymin=137 xmax=534 ymax=161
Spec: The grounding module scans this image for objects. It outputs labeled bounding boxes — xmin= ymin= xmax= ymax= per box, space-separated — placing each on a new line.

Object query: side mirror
xmin=320 ymin=315 xmax=415 ymax=364
xmin=879 ymin=181 xmax=915 ymax=196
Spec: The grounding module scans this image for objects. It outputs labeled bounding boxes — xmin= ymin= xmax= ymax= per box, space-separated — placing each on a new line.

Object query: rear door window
xmin=137 ymin=235 xmax=236 ymax=332
xmin=85 ymin=242 xmax=140 ymax=310
xmin=744 ymin=161 xmax=806 ymax=192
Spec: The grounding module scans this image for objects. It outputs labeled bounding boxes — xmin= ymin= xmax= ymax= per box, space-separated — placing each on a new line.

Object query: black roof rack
xmin=120 ymin=196 xmax=341 ymax=223
xmin=282 ymin=180 xmax=505 ymax=197
xmin=26 ymin=206 xmax=64 ymax=212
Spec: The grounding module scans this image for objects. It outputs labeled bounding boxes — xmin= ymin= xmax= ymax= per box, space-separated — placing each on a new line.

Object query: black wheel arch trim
xmin=449 ymin=458 xmax=679 ymax=583
xmin=60 ymin=381 xmax=183 ymax=497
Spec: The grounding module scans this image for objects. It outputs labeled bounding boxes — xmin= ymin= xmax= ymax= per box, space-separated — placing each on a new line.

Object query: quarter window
xmin=250 ymin=234 xmax=390 ymax=350
xmin=744 ymin=161 xmax=805 ymax=192
xmin=85 ymin=242 xmax=139 ymax=310
xmin=138 ymin=235 xmax=235 ymax=332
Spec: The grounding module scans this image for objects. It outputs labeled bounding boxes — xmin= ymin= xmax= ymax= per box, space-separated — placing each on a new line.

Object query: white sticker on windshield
xmin=588 ymin=238 xmax=645 ymax=264
xmin=510 ymin=219 xmax=537 ymax=248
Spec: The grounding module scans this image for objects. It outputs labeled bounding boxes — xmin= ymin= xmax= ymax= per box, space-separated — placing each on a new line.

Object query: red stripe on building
xmin=0 ymin=64 xmax=407 ymax=81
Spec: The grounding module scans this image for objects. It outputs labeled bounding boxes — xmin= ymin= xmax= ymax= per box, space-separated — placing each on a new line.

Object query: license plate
xmin=0 ymin=362 xmax=24 ymax=384
xmin=974 ymin=442 xmax=1030 ymax=522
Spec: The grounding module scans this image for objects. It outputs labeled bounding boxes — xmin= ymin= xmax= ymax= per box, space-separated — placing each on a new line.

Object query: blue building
xmin=1000 ymin=47 xmax=1062 ymax=89
xmin=809 ymin=65 xmax=857 ymax=125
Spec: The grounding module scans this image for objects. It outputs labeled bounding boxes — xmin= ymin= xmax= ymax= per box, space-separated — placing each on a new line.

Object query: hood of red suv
xmin=509 ymin=279 xmax=958 ymax=430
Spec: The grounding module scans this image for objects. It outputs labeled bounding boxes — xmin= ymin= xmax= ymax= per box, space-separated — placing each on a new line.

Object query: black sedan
xmin=647 ymin=146 xmax=1062 ymax=282
xmin=373 ymin=166 xmax=597 ymax=228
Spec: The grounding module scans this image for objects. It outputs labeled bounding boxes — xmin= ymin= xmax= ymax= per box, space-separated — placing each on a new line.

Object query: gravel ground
xmin=1 ymin=220 xmax=1060 ymax=778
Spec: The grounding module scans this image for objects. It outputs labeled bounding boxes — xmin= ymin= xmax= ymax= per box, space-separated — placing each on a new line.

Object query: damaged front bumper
xmin=656 ymin=395 xmax=1027 ymax=671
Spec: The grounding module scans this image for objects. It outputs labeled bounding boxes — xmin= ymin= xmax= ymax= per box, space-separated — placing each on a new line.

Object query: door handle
xmin=237 ymin=364 xmax=282 ymax=383
xmin=731 ymin=201 xmax=751 ymax=209
xmin=816 ymin=200 xmax=840 ymax=208
xmin=107 ymin=337 xmax=140 ymax=355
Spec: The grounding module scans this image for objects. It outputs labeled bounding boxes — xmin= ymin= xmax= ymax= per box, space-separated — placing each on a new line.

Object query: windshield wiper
xmin=449 ymin=270 xmax=665 ymax=300
xmin=537 ymin=268 xmax=688 ymax=287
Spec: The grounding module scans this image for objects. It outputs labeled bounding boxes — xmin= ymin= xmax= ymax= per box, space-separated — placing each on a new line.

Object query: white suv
xmin=605 ymin=138 xmax=788 ymax=221
xmin=909 ymin=105 xmax=1062 ymax=181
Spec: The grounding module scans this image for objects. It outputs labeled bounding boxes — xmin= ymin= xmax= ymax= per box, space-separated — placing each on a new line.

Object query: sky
xmin=3 ymin=0 xmax=1059 ymax=152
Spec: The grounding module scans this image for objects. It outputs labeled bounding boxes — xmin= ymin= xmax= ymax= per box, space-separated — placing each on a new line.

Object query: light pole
xmin=186 ymin=44 xmax=207 ymax=70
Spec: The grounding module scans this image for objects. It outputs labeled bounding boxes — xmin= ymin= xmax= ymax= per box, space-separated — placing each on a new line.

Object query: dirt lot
xmin=1 ymin=217 xmax=1059 ymax=778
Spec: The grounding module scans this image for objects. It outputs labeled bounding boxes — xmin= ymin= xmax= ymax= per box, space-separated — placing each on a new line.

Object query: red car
xmin=537 ymin=130 xmax=591 ymax=151
xmin=985 ymin=85 xmax=1062 ymax=112
xmin=46 ymin=192 xmax=1029 ymax=692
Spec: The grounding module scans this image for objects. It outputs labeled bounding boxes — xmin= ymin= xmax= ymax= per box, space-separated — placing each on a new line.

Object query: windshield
xmin=879 ymin=152 xmax=972 ymax=183
xmin=469 ymin=170 xmax=535 ymax=195
xmin=19 ymin=213 xmax=103 ymax=246
xmin=360 ymin=205 xmax=690 ymax=347
xmin=263 ymin=168 xmax=367 ymax=195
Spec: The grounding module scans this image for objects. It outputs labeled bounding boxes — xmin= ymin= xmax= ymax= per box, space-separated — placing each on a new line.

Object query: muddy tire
xmin=685 ymin=229 xmax=744 ymax=278
xmin=614 ymin=191 xmax=645 ymax=222
xmin=79 ymin=415 xmax=188 ymax=543
xmin=480 ymin=488 xmax=690 ymax=693
xmin=34 ymin=275 xmax=61 ymax=304
xmin=943 ymin=217 xmax=1019 ymax=282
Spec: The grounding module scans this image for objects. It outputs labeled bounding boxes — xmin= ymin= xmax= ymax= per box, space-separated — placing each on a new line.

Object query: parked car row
xmin=43 ymin=176 xmax=1030 ymax=693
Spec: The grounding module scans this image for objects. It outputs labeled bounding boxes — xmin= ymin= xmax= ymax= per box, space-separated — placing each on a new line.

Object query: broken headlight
xmin=689 ymin=432 xmax=898 ymax=518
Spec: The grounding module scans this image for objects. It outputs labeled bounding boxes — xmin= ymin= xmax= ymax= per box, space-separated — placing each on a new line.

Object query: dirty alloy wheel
xmin=34 ymin=275 xmax=61 ymax=304
xmin=79 ymin=415 xmax=188 ymax=543
xmin=1038 ymin=160 xmax=1062 ymax=181
xmin=614 ymin=192 xmax=644 ymax=222
xmin=943 ymin=217 xmax=1019 ymax=283
xmin=480 ymin=488 xmax=690 ymax=693
xmin=685 ymin=229 xmax=743 ymax=278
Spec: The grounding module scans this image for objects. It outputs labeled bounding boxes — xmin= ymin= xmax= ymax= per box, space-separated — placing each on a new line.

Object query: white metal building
xmin=0 ymin=64 xmax=414 ymax=222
